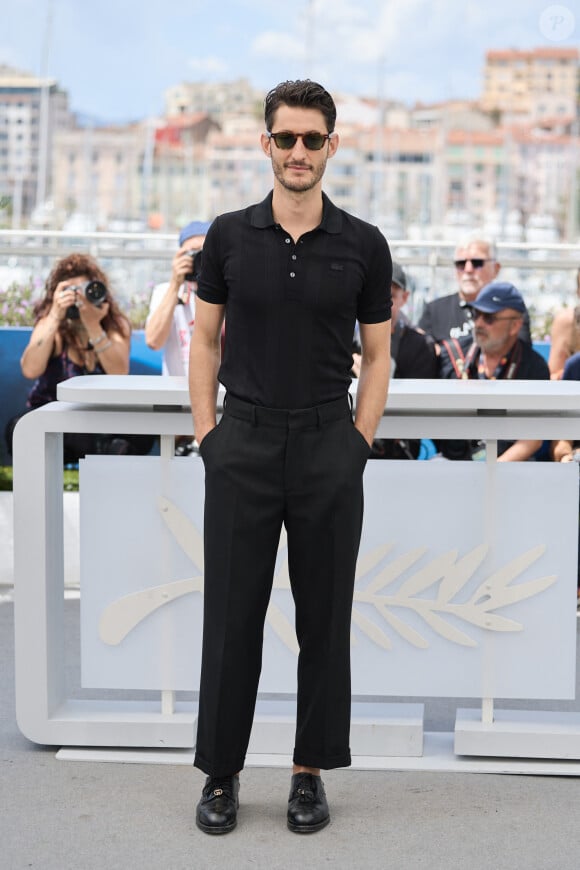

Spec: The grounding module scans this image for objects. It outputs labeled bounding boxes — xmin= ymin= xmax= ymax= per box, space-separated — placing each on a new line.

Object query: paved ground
xmin=3 ymin=486 xmax=580 ymax=869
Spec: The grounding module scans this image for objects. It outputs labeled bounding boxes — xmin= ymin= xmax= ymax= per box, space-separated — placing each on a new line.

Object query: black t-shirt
xmin=197 ymin=191 xmax=392 ymax=408
xmin=394 ymin=323 xmax=438 ymax=379
xmin=418 ymin=292 xmax=473 ymax=342
xmin=418 ymin=291 xmax=532 ymax=345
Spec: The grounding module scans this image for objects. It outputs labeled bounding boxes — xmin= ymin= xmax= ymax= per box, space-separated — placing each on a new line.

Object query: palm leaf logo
xmin=98 ymin=498 xmax=556 ymax=650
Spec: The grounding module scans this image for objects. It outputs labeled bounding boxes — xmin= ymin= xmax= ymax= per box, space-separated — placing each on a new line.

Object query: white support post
xmin=481 ymin=697 xmax=494 ymax=725
xmin=161 ymin=690 xmax=175 ymax=716
xmin=160 ymin=432 xmax=175 ymax=714
xmin=485 ymin=438 xmax=498 ymax=465
xmin=482 ymin=438 xmax=498 ymax=725
xmin=160 ymin=434 xmax=174 ymax=460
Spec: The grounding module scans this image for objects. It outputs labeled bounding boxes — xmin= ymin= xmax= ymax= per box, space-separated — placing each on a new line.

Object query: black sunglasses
xmin=266 ymin=131 xmax=334 ymax=151
xmin=454 ymin=258 xmax=491 ymax=270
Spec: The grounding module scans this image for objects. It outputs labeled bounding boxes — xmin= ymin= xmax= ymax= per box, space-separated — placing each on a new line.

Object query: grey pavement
xmin=2 ymin=490 xmax=580 ymax=869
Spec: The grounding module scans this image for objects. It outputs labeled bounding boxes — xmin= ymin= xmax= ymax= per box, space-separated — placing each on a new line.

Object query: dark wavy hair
xmin=34 ymin=253 xmax=130 ymax=342
xmin=264 ymin=80 xmax=337 ymax=133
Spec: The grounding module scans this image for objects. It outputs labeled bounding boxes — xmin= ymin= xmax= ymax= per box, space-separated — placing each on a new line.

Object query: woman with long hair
xmin=13 ymin=253 xmax=153 ymax=462
xmin=21 ymin=252 xmax=130 ymax=382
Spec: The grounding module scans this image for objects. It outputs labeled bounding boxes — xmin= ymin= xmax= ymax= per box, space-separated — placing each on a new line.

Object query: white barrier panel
xmin=80 ymin=456 xmax=577 ymax=700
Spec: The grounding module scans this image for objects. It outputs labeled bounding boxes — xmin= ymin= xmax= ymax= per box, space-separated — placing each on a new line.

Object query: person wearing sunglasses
xmin=438 ymin=281 xmax=549 ymax=461
xmin=417 ymin=237 xmax=531 ymax=345
xmin=189 ymin=80 xmax=392 ymax=836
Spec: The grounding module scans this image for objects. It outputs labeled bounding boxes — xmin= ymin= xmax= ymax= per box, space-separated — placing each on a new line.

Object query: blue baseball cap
xmin=471 ymin=281 xmax=526 ymax=314
xmin=178 ymin=221 xmax=211 ymax=247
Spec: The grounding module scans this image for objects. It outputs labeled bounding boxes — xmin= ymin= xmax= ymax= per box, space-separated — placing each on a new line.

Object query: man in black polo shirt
xmin=189 ymin=80 xmax=392 ymax=835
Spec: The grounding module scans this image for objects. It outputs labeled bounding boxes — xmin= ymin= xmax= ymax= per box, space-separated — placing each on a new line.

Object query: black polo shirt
xmin=197 ymin=191 xmax=392 ymax=408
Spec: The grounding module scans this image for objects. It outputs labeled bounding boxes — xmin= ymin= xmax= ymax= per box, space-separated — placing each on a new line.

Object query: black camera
xmin=66 ymin=280 xmax=107 ymax=320
xmin=185 ymin=250 xmax=203 ymax=283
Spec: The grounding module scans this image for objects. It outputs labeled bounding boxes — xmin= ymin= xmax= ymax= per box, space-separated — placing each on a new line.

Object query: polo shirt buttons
xmin=291 ymin=254 xmax=297 ymax=260
xmin=290 ymin=272 xmax=296 ymax=278
xmin=285 ymin=238 xmax=291 ymax=244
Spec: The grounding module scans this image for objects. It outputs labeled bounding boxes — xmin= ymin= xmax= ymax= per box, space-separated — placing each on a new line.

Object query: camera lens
xmin=84 ymin=280 xmax=107 ymax=305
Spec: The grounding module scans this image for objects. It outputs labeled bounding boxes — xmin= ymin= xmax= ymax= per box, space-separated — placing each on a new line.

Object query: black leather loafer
xmin=287 ymin=772 xmax=330 ymax=833
xmin=196 ymin=774 xmax=240 ymax=834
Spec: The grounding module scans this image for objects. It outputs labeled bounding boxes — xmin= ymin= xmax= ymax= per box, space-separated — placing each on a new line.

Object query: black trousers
xmin=194 ymin=394 xmax=370 ymax=777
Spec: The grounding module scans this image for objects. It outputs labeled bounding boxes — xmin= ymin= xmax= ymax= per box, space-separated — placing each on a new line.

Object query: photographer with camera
xmin=9 ymin=253 xmax=153 ymax=463
xmin=145 ymin=221 xmax=211 ymax=456
xmin=145 ymin=220 xmax=211 ymax=377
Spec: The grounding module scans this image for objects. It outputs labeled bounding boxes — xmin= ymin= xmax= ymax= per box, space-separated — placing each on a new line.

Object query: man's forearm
xmin=354 ymin=356 xmax=390 ymax=446
xmin=552 ymin=439 xmax=574 ymax=462
xmin=497 ymin=439 xmax=542 ymax=462
xmin=145 ymin=281 xmax=180 ymax=350
xmin=188 ymin=337 xmax=221 ymax=444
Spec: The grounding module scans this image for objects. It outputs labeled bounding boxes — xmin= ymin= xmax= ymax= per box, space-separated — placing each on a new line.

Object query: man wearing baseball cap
xmin=438 ymin=281 xmax=549 ymax=461
xmin=145 ymin=220 xmax=211 ymax=377
xmin=417 ymin=235 xmax=531 ymax=345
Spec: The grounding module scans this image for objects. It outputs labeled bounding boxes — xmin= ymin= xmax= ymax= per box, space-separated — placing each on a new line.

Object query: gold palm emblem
xmin=98 ymin=497 xmax=556 ymax=652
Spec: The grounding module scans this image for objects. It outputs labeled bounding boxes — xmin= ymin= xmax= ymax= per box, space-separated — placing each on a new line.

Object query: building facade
xmin=0 ymin=64 xmax=72 ymax=225
xmin=482 ymin=47 xmax=579 ymax=122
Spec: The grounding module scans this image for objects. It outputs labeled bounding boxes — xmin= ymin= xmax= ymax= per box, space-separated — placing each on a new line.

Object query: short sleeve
xmin=356 ymin=227 xmax=392 ymax=324
xmin=196 ymin=219 xmax=228 ymax=305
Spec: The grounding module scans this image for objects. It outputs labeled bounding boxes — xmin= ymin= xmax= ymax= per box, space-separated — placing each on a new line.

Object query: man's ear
xmin=260 ymin=133 xmax=271 ymax=157
xmin=510 ymin=314 xmax=524 ymax=337
xmin=328 ymin=132 xmax=340 ymax=159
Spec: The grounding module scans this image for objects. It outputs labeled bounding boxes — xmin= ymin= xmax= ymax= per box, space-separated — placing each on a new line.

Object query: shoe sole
xmin=196 ymin=817 xmax=237 ymax=835
xmin=287 ymin=815 xmax=330 ymax=834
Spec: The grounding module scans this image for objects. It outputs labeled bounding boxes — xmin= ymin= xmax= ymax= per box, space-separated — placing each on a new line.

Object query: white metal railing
xmin=1 ymin=230 xmax=579 ymax=335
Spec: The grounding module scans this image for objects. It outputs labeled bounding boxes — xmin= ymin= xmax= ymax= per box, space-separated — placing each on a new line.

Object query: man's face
xmin=261 ymin=105 xmax=338 ymax=194
xmin=180 ymin=234 xmax=205 ymax=255
xmin=390 ymin=283 xmax=409 ymax=329
xmin=454 ymin=242 xmax=500 ymax=302
xmin=473 ymin=308 xmax=522 ymax=356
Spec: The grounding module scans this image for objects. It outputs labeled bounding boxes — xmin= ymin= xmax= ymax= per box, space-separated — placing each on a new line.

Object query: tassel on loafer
xmin=287 ymin=772 xmax=330 ymax=833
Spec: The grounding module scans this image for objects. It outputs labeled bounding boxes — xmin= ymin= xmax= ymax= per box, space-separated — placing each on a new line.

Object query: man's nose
xmin=290 ymin=136 xmax=309 ymax=158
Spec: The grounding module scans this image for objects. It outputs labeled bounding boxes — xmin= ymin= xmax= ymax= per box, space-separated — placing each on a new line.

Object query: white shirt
xmin=147 ymin=282 xmax=196 ymax=377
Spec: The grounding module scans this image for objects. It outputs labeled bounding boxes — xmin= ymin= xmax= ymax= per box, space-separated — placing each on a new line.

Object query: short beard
xmin=475 ymin=333 xmax=507 ymax=356
xmin=271 ymin=155 xmax=327 ymax=193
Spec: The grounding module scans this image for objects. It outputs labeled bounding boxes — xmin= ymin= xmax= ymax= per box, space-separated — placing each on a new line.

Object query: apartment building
xmin=481 ymin=47 xmax=579 ymax=121
xmin=0 ymin=64 xmax=71 ymax=224
xmin=8 ymin=58 xmax=578 ymax=241
xmin=52 ymin=113 xmax=219 ymax=230
xmin=164 ymin=77 xmax=262 ymax=124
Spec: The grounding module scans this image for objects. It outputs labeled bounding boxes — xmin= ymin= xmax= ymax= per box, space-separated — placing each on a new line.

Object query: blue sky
xmin=3 ymin=0 xmax=578 ymax=123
